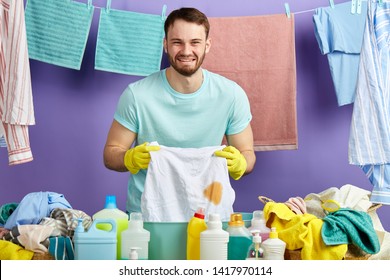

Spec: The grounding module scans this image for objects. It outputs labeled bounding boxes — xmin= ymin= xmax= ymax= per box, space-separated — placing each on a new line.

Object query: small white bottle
xmin=121 ymin=212 xmax=150 ymax=260
xmin=200 ymin=213 xmax=229 ymax=260
xmin=261 ymin=227 xmax=286 ymax=260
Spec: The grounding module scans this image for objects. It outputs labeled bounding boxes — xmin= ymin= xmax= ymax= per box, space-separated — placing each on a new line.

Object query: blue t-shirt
xmin=114 ymin=68 xmax=252 ymax=212
xmin=313 ymin=1 xmax=367 ymax=106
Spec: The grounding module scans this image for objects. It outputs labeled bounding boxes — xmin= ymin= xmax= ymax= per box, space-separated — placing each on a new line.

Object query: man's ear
xmin=163 ymin=38 xmax=168 ymax=53
xmin=205 ymin=37 xmax=211 ymax=54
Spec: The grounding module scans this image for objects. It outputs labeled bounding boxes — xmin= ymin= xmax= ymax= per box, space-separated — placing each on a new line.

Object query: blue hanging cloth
xmin=95 ymin=3 xmax=166 ymax=76
xmin=25 ymin=0 xmax=94 ymax=70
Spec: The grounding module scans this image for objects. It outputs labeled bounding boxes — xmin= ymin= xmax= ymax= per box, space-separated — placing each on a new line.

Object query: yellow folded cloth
xmin=0 ymin=240 xmax=34 ymax=260
xmin=263 ymin=202 xmax=347 ymax=260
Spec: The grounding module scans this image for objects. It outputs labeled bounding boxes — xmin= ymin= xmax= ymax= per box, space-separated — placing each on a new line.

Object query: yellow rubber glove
xmin=124 ymin=142 xmax=160 ymax=174
xmin=214 ymin=146 xmax=247 ymax=180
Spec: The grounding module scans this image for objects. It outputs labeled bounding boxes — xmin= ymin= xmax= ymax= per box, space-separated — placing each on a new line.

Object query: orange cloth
xmin=203 ymin=14 xmax=297 ymax=151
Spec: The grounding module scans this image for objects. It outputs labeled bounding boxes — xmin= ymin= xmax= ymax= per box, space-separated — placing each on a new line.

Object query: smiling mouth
xmin=177 ymin=56 xmax=196 ymax=63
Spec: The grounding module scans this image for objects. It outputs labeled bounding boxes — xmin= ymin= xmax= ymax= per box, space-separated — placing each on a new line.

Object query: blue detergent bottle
xmin=73 ymin=218 xmax=117 ymax=260
xmin=225 ymin=213 xmax=253 ymax=260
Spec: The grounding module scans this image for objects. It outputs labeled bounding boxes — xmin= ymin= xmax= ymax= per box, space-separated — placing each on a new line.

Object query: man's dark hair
xmin=164 ymin=7 xmax=210 ymax=39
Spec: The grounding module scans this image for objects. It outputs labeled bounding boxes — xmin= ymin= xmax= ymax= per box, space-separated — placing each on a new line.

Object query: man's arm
xmin=226 ymin=124 xmax=256 ymax=175
xmin=103 ymin=120 xmax=137 ymax=172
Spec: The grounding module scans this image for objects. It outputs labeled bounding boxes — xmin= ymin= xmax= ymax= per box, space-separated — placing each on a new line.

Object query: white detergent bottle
xmin=92 ymin=195 xmax=128 ymax=260
xmin=247 ymin=210 xmax=270 ymax=241
xmin=200 ymin=213 xmax=229 ymax=260
xmin=121 ymin=212 xmax=150 ymax=260
xmin=261 ymin=227 xmax=286 ymax=260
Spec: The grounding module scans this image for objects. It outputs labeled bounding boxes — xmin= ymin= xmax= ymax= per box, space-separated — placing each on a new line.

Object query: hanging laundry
xmin=348 ymin=0 xmax=390 ymax=205
xmin=141 ymin=143 xmax=235 ymax=222
xmin=202 ymin=14 xmax=297 ymax=151
xmin=313 ymin=1 xmax=367 ymax=106
xmin=24 ymin=0 xmax=94 ymax=70
xmin=0 ymin=0 xmax=35 ymax=165
xmin=95 ymin=3 xmax=165 ymax=76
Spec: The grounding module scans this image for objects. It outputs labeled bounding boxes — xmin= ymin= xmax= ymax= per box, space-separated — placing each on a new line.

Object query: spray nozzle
xmin=129 ymin=247 xmax=141 ymax=260
xmin=73 ymin=218 xmax=85 ymax=233
xmin=250 ymin=230 xmax=262 ymax=243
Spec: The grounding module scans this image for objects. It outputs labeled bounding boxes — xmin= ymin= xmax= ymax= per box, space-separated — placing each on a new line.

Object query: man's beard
xmin=168 ymin=51 xmax=206 ymax=77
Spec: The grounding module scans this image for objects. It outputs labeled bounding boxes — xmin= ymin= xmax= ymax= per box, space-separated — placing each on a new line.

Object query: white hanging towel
xmin=141 ymin=143 xmax=235 ymax=222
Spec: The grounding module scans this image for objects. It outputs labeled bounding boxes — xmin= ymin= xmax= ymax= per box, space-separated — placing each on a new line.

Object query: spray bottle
xmin=187 ymin=207 xmax=208 ymax=260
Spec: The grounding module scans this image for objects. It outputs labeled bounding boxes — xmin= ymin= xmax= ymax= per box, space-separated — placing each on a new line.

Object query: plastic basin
xmin=143 ymin=212 xmax=252 ymax=260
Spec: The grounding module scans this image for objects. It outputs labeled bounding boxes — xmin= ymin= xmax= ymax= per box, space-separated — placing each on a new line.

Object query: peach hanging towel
xmin=203 ymin=14 xmax=297 ymax=151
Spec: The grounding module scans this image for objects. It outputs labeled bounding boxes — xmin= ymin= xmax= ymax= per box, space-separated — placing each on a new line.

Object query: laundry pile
xmin=0 ymin=191 xmax=92 ymax=260
xmin=259 ymin=184 xmax=389 ymax=260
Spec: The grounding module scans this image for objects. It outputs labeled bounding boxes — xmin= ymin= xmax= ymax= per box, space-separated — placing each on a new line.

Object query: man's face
xmin=164 ymin=19 xmax=211 ymax=77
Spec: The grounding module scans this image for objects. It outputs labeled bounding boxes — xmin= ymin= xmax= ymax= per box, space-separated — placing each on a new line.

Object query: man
xmin=103 ymin=7 xmax=256 ymax=214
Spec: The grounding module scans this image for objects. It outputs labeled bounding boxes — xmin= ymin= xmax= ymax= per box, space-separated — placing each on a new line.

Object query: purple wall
xmin=1 ymin=0 xmax=388 ymax=230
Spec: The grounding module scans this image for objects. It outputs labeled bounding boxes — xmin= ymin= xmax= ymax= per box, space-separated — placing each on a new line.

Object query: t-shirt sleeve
xmin=225 ymin=83 xmax=252 ymax=135
xmin=114 ymin=85 xmax=138 ymax=133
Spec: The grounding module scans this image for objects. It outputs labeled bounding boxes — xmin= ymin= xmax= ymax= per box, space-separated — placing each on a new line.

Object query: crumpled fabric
xmin=322 ymin=208 xmax=380 ymax=254
xmin=0 ymin=240 xmax=34 ymax=260
xmin=4 ymin=191 xmax=72 ymax=229
xmin=263 ymin=202 xmax=347 ymax=260
xmin=304 ymin=184 xmax=372 ymax=218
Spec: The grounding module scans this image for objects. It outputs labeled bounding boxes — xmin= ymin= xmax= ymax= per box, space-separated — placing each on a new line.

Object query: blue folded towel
xmin=25 ymin=0 xmax=94 ymax=70
xmin=321 ymin=208 xmax=380 ymax=254
xmin=95 ymin=4 xmax=165 ymax=76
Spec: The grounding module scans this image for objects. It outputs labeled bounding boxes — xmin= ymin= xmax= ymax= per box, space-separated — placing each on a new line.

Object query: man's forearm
xmin=242 ymin=150 xmax=256 ymax=175
xmin=103 ymin=145 xmax=128 ymax=172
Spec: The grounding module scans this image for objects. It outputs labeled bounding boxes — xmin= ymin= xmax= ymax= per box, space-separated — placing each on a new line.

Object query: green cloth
xmin=95 ymin=4 xmax=165 ymax=76
xmin=25 ymin=0 xmax=94 ymax=70
xmin=0 ymin=203 xmax=18 ymax=225
xmin=321 ymin=208 xmax=380 ymax=254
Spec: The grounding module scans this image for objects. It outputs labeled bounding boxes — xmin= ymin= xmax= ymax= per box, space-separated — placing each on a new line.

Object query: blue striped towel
xmin=25 ymin=0 xmax=94 ymax=70
xmin=95 ymin=5 xmax=165 ymax=76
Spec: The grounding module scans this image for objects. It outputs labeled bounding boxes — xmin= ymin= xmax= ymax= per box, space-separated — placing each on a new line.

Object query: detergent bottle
xmin=187 ymin=207 xmax=208 ymax=260
xmin=73 ymin=218 xmax=117 ymax=260
xmin=247 ymin=210 xmax=270 ymax=241
xmin=121 ymin=212 xmax=150 ymax=260
xmin=225 ymin=213 xmax=252 ymax=260
xmin=92 ymin=195 xmax=128 ymax=260
xmin=200 ymin=213 xmax=229 ymax=260
xmin=261 ymin=227 xmax=286 ymax=260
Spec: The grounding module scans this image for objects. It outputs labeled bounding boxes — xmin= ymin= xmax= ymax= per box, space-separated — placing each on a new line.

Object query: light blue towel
xmin=95 ymin=4 xmax=165 ymax=76
xmin=25 ymin=0 xmax=94 ymax=70
xmin=4 ymin=191 xmax=72 ymax=229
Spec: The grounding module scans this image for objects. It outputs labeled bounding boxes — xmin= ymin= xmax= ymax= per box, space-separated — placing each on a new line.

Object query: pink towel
xmin=203 ymin=14 xmax=297 ymax=151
